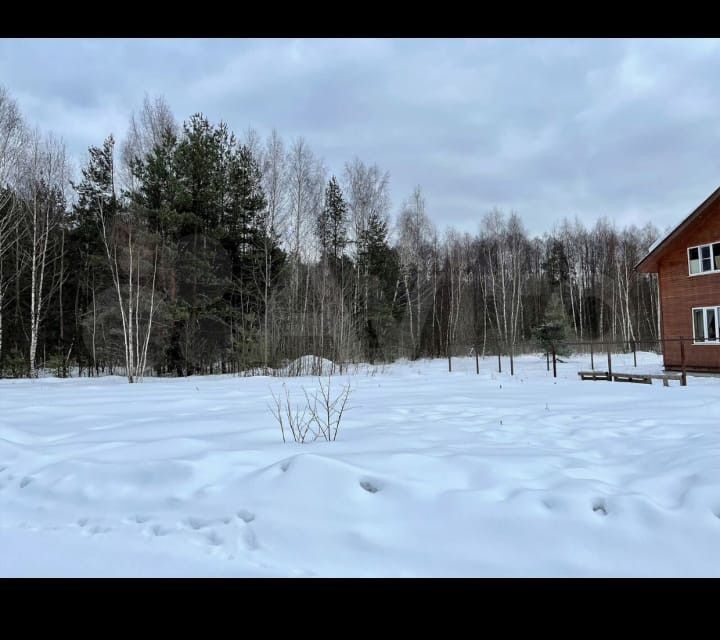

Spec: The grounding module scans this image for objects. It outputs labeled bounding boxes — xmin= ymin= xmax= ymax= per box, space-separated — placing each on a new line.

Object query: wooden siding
xmin=657 ymin=199 xmax=720 ymax=371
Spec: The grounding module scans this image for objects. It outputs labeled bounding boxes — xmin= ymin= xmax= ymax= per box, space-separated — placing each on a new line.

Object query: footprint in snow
xmin=242 ymin=526 xmax=259 ymax=550
xmin=19 ymin=476 xmax=33 ymax=488
xmin=89 ymin=524 xmax=112 ymax=535
xmin=150 ymin=524 xmax=170 ymax=537
xmin=133 ymin=514 xmax=151 ymax=524
xmin=237 ymin=509 xmax=255 ymax=523
xmin=205 ymin=530 xmax=224 ymax=546
xmin=359 ymin=479 xmax=380 ymax=494
xmin=185 ymin=516 xmax=211 ymax=530
xmin=592 ymin=499 xmax=608 ymax=516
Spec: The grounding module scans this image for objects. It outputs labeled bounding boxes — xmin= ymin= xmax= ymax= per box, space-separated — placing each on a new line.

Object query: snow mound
xmin=282 ymin=355 xmax=337 ymax=376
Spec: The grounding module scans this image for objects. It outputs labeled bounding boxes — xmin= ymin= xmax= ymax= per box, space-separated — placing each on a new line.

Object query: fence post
xmin=607 ymin=346 xmax=612 ymax=380
xmin=475 ymin=346 xmax=479 ymax=375
xmin=552 ymin=344 xmax=557 ymax=378
xmin=680 ymin=337 xmax=687 ymax=386
xmin=590 ymin=341 xmax=594 ymax=370
xmin=546 ymin=351 xmax=550 ymax=372
xmin=497 ymin=352 xmax=502 ymax=373
xmin=448 ymin=346 xmax=452 ymax=373
xmin=632 ymin=340 xmax=637 ymax=367
xmin=510 ymin=347 xmax=514 ymax=376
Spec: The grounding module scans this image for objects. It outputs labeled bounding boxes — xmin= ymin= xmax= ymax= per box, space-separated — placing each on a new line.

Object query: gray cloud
xmin=2 ymin=38 xmax=720 ymax=237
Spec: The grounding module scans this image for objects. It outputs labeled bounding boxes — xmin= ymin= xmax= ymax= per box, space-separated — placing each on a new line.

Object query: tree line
xmin=0 ymin=89 xmax=662 ymax=380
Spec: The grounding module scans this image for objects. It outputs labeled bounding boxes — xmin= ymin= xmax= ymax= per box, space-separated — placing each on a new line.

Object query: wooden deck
xmin=578 ymin=370 xmax=686 ymax=386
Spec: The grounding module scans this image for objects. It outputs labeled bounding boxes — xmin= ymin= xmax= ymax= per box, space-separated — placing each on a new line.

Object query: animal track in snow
xmin=19 ymin=476 xmax=33 ymax=488
xmin=242 ymin=526 xmax=259 ymax=550
xmin=205 ymin=530 xmax=224 ymax=546
xmin=89 ymin=524 xmax=112 ymax=534
xmin=592 ymin=499 xmax=608 ymax=516
xmin=185 ymin=516 xmax=211 ymax=530
xmin=150 ymin=524 xmax=170 ymax=537
xmin=359 ymin=479 xmax=380 ymax=494
xmin=237 ymin=509 xmax=255 ymax=523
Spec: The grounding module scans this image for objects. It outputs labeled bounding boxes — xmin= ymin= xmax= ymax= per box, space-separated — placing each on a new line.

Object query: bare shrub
xmin=269 ymin=376 xmax=352 ymax=443
xmin=268 ymin=383 xmax=314 ymax=444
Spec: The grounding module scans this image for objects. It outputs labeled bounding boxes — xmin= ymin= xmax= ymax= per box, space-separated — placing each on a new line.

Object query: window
xmin=692 ymin=306 xmax=720 ymax=343
xmin=688 ymin=242 xmax=720 ymax=275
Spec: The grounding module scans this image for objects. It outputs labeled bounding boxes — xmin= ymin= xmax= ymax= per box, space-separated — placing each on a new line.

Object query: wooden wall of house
xmin=657 ymin=200 xmax=720 ymax=371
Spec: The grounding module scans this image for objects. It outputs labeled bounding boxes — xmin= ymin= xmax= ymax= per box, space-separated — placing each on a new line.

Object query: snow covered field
xmin=1 ymin=351 xmax=720 ymax=577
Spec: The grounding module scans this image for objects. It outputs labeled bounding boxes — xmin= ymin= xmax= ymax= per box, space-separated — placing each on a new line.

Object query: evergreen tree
xmin=70 ymin=136 xmax=120 ymax=374
xmin=72 ymin=135 xmax=118 ymax=243
xmin=128 ymin=126 xmax=180 ymax=239
xmin=357 ymin=211 xmax=400 ymax=359
xmin=533 ymin=291 xmax=572 ymax=356
xmin=317 ymin=176 xmax=347 ymax=263
xmin=173 ymin=113 xmax=225 ymax=235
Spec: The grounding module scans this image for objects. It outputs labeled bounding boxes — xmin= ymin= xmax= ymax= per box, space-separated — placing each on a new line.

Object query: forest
xmin=0 ymin=88 xmax=662 ymax=381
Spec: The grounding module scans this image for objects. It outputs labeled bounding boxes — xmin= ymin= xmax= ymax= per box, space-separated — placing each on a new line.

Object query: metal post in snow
xmin=607 ymin=346 xmax=612 ymax=380
xmin=680 ymin=337 xmax=687 ymax=386
xmin=552 ymin=345 xmax=557 ymax=378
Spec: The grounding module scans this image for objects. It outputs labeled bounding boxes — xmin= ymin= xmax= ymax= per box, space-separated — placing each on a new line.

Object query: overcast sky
xmin=2 ymin=38 xmax=720 ymax=237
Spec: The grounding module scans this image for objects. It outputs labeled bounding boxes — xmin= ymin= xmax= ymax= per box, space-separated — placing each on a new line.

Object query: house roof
xmin=635 ymin=184 xmax=720 ymax=273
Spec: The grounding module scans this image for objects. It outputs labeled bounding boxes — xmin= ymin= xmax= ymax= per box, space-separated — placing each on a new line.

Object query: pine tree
xmin=72 ymin=135 xmax=118 ymax=242
xmin=317 ymin=176 xmax=347 ymax=263
xmin=357 ymin=211 xmax=400 ymax=360
xmin=70 ymin=136 xmax=120 ymax=374
xmin=128 ymin=126 xmax=180 ymax=239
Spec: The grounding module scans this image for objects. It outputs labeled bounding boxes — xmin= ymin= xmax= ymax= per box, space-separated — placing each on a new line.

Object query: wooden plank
xmin=578 ymin=370 xmax=610 ymax=381
xmin=612 ymin=373 xmax=652 ymax=384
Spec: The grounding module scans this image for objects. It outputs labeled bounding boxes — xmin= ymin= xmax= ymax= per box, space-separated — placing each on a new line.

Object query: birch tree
xmin=17 ymin=131 xmax=69 ymax=375
xmin=94 ymin=137 xmax=160 ymax=382
xmin=480 ymin=210 xmax=527 ymax=351
xmin=397 ymin=186 xmax=433 ymax=356
xmin=0 ymin=87 xmax=26 ymax=363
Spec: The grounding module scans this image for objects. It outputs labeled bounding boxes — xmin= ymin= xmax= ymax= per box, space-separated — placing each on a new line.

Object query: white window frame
xmin=692 ymin=306 xmax=720 ymax=344
xmin=688 ymin=241 xmax=720 ymax=276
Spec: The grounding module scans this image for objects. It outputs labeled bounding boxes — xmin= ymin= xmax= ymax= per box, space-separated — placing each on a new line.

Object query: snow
xmin=1 ymin=351 xmax=720 ymax=577
xmin=647 ymin=232 xmax=667 ymax=255
xmin=281 ymin=355 xmax=338 ymax=376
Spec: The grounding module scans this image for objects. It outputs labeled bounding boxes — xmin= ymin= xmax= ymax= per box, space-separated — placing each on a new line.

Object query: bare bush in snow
xmin=269 ymin=376 xmax=352 ymax=443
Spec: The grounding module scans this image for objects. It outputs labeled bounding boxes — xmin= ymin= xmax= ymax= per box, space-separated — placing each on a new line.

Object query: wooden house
xmin=635 ymin=186 xmax=720 ymax=372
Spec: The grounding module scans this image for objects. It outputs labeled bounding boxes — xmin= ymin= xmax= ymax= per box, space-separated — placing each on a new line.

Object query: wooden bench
xmin=612 ymin=373 xmax=652 ymax=384
xmin=647 ymin=373 xmax=685 ymax=387
xmin=579 ymin=369 xmax=686 ymax=386
xmin=578 ymin=370 xmax=611 ymax=381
